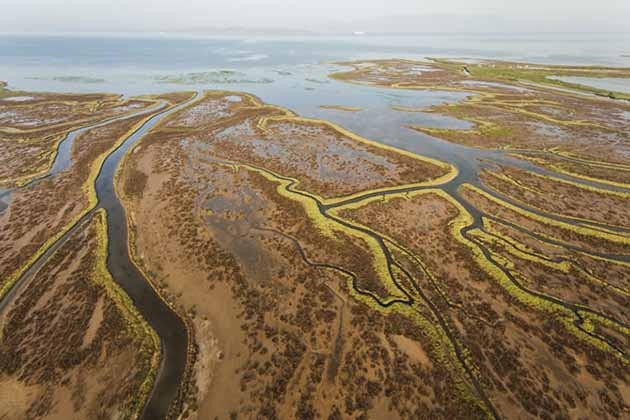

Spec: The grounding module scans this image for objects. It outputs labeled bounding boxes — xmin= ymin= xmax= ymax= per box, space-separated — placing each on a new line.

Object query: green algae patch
xmin=151 ymin=71 xmax=273 ymax=85
xmin=27 ymin=75 xmax=106 ymax=84
xmin=319 ymin=105 xmax=363 ymax=112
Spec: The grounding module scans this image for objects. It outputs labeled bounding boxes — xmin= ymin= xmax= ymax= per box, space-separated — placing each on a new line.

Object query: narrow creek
xmin=0 ymin=101 xmax=165 ymax=212
xmin=96 ymin=93 xmax=198 ymax=419
xmin=0 ymin=94 xmax=199 ymax=419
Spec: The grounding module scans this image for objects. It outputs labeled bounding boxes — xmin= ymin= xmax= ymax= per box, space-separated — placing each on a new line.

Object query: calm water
xmin=2 ymin=33 xmax=628 ymax=189
xmin=1 ymin=33 xmax=629 ymax=95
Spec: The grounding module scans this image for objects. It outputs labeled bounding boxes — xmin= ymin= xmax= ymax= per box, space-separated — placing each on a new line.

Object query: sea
xmin=1 ymin=32 xmax=629 ymax=95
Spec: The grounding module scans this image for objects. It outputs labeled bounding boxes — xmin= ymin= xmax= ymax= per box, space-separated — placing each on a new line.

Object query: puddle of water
xmin=0 ymin=190 xmax=11 ymax=213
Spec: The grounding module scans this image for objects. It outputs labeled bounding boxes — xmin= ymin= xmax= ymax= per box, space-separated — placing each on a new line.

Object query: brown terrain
xmin=1 ymin=109 xmax=155 ymax=281
xmin=0 ymin=211 xmax=157 ymax=419
xmin=1 ymin=56 xmax=629 ymax=420
xmin=0 ymin=86 xmax=193 ymax=419
xmin=116 ymin=79 xmax=629 ymax=419
xmin=0 ymin=90 xmax=155 ymax=188
xmin=117 ymin=92 xmax=487 ymax=419
xmin=0 ymin=91 xmax=194 ymax=294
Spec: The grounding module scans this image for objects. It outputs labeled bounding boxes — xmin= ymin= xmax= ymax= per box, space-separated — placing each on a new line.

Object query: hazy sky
xmin=3 ymin=0 xmax=630 ymax=33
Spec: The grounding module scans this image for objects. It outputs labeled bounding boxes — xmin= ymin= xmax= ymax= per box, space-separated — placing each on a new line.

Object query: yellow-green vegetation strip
xmin=114 ymin=94 xmax=202 ymax=415
xmin=485 ymin=169 xmax=542 ymax=195
xmin=415 ymin=118 xmax=513 ymax=141
xmin=114 ymin=91 xmax=208 ymax=186
xmin=548 ymin=148 xmax=630 ymax=171
xmin=319 ymin=105 xmax=362 ymax=112
xmin=510 ymin=153 xmax=630 ymax=189
xmin=388 ymin=239 xmax=459 ymax=307
xmin=458 ymin=60 xmax=630 ymax=100
xmin=462 ymin=184 xmax=630 ymax=247
xmin=330 ymin=190 xmax=469 ymax=310
xmin=337 ymin=183 xmax=628 ymax=360
xmin=480 ymin=167 xmax=630 ymax=231
xmin=253 ymin=92 xmax=456 ymax=174
xmin=390 ymin=105 xmax=429 ymax=113
xmin=328 ymin=60 xmax=478 ymax=94
xmin=242 ymin=91 xmax=459 ymax=203
xmin=0 ymin=133 xmax=66 ymax=188
xmin=332 ymin=58 xmax=630 ymax=101
xmin=0 ymin=81 xmax=9 ymax=96
xmin=257 ymin=113 xmax=458 ymax=202
xmin=460 ymin=228 xmax=627 ymax=361
xmin=215 ymin=159 xmax=409 ymax=303
xmin=479 ymin=220 xmax=570 ymax=270
xmin=479 ymin=100 xmax=607 ymax=129
xmin=413 ymin=94 xmax=615 ymax=150
xmin=582 ymin=311 xmax=630 ymax=341
xmin=327 ymin=193 xmax=489 ymax=415
xmin=92 ymin=209 xmax=160 ymax=419
xmin=0 ymin=96 xmax=143 ymax=135
xmin=206 ymin=162 xmax=494 ymax=410
xmin=483 ymin=209 xmax=630 ymax=294
xmin=450 ymin=192 xmax=628 ymax=359
xmin=354 ymin=293 xmax=490 ymax=417
xmin=477 ymin=219 xmax=629 ymax=297
xmin=141 ymin=90 xmax=445 ymax=303
xmin=1 ymin=98 xmax=159 ymax=189
xmin=328 ymin=62 xmax=629 ymax=357
xmin=452 ymin=90 xmax=607 ymax=129
xmin=0 ymin=104 xmax=165 ymax=301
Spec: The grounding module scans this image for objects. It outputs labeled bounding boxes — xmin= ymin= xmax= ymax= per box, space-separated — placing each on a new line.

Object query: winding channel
xmin=96 ymin=94 xmax=199 ymax=418
xmin=0 ymin=102 xmax=169 ymax=313
xmin=0 ymin=101 xmax=165 ymax=210
xmin=0 ymin=93 xmax=199 ymax=419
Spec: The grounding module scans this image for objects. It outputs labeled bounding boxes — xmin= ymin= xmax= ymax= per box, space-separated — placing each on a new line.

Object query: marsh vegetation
xmin=1 ymin=56 xmax=629 ymax=420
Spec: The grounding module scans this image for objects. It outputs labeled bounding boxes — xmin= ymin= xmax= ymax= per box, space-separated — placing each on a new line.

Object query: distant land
xmin=4 ymin=12 xmax=630 ymax=35
xmin=119 ymin=14 xmax=630 ymax=35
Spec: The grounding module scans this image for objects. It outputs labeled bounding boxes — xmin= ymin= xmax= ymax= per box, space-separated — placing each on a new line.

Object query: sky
xmin=2 ymin=0 xmax=630 ymax=33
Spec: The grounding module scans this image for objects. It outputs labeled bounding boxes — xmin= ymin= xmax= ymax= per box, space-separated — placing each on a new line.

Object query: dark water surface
xmin=0 ymin=97 xmax=197 ymax=418
xmin=95 ymin=97 xmax=198 ymax=418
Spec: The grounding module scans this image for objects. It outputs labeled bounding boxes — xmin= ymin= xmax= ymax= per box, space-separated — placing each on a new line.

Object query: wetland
xmin=0 ymin=34 xmax=629 ymax=420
